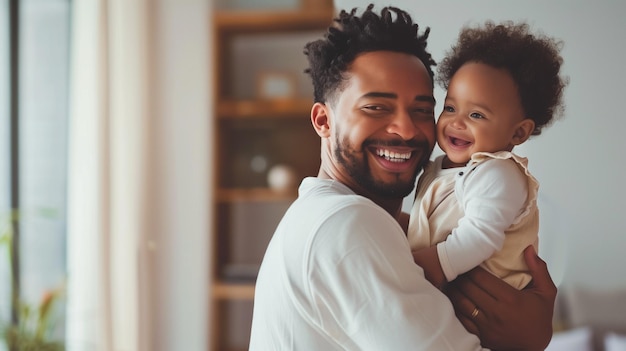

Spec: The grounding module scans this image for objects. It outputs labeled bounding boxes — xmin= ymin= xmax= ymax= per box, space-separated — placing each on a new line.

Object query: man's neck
xmin=372 ymin=197 xmax=403 ymax=220
xmin=318 ymin=167 xmax=403 ymax=219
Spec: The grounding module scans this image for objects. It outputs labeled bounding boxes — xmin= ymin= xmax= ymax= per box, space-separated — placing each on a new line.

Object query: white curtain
xmin=66 ymin=0 xmax=152 ymax=350
xmin=66 ymin=0 xmax=213 ymax=349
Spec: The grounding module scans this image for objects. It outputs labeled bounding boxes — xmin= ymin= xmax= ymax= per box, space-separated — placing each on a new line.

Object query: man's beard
xmin=334 ymin=135 xmax=429 ymax=199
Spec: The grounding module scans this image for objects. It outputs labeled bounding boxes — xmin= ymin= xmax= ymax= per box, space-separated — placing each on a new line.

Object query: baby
xmin=408 ymin=21 xmax=567 ymax=290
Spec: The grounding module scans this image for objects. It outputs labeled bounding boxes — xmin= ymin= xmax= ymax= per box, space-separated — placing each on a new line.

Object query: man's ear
xmin=311 ymin=102 xmax=331 ymax=138
xmin=512 ymin=118 xmax=535 ymax=145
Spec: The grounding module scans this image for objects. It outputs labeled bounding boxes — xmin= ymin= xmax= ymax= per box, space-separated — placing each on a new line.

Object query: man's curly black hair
xmin=304 ymin=4 xmax=436 ymax=104
xmin=438 ymin=21 xmax=568 ymax=136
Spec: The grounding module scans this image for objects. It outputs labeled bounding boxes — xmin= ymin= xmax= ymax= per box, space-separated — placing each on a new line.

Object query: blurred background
xmin=1 ymin=0 xmax=624 ymax=350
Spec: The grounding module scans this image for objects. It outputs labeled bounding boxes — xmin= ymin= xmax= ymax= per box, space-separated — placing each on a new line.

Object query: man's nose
xmin=386 ymin=111 xmax=419 ymax=140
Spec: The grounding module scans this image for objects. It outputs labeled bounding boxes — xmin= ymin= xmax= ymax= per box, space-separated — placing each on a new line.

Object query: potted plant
xmin=1 ymin=210 xmax=65 ymax=351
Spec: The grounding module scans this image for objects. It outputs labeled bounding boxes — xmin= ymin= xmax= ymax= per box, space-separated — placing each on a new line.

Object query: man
xmin=249 ymin=5 xmax=555 ymax=350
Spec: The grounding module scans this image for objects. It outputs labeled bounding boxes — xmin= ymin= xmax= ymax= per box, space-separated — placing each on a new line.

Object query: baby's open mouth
xmin=450 ymin=137 xmax=471 ymax=146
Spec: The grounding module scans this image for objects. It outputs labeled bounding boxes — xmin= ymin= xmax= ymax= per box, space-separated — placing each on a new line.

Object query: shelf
xmin=211 ymin=4 xmax=332 ymax=349
xmin=217 ymin=98 xmax=313 ymax=119
xmin=213 ymin=281 xmax=255 ymax=300
xmin=215 ymin=9 xmax=334 ymax=34
xmin=217 ymin=187 xmax=297 ymax=203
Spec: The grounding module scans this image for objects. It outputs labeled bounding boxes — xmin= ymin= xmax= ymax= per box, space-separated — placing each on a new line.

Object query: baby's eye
xmin=469 ymin=112 xmax=484 ymax=119
xmin=443 ymin=105 xmax=455 ymax=113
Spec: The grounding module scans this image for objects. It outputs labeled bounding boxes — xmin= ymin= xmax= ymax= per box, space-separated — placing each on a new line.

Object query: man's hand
xmin=445 ymin=246 xmax=557 ymax=351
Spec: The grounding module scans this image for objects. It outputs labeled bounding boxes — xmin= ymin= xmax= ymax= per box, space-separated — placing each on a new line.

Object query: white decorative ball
xmin=267 ymin=164 xmax=297 ymax=191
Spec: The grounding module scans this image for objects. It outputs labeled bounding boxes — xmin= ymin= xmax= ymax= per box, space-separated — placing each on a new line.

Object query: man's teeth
xmin=376 ymin=149 xmax=411 ymax=162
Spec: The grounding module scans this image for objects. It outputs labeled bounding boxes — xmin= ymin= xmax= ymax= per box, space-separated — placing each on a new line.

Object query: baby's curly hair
xmin=438 ymin=21 xmax=568 ymax=136
xmin=304 ymin=4 xmax=436 ymax=104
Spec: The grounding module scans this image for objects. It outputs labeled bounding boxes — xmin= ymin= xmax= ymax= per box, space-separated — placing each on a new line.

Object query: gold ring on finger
xmin=471 ymin=307 xmax=479 ymax=319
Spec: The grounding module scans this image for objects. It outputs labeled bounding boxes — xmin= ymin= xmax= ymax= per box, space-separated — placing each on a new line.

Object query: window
xmin=0 ymin=0 xmax=11 ymax=341
xmin=1 ymin=0 xmax=70 ymax=348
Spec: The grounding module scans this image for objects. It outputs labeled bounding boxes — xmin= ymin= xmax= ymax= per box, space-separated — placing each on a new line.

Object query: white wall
xmin=336 ymin=0 xmax=626 ymax=290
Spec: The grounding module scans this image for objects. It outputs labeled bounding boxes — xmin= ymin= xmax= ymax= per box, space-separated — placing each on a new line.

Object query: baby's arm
xmin=438 ymin=158 xmax=528 ymax=283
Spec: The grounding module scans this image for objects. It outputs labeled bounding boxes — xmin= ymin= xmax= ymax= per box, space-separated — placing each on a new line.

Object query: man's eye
xmin=413 ymin=107 xmax=434 ymax=114
xmin=362 ymin=105 xmax=389 ymax=114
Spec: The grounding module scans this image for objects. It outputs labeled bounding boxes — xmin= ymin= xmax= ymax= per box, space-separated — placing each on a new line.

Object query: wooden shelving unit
xmin=210 ymin=2 xmax=334 ymax=350
xmin=213 ymin=281 xmax=256 ymax=300
xmin=217 ymin=98 xmax=313 ymax=119
xmin=217 ymin=187 xmax=298 ymax=203
xmin=214 ymin=9 xmax=334 ymax=33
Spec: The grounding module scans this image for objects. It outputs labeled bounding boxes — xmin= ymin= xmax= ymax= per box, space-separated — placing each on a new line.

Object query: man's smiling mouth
xmin=375 ymin=148 xmax=412 ymax=163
